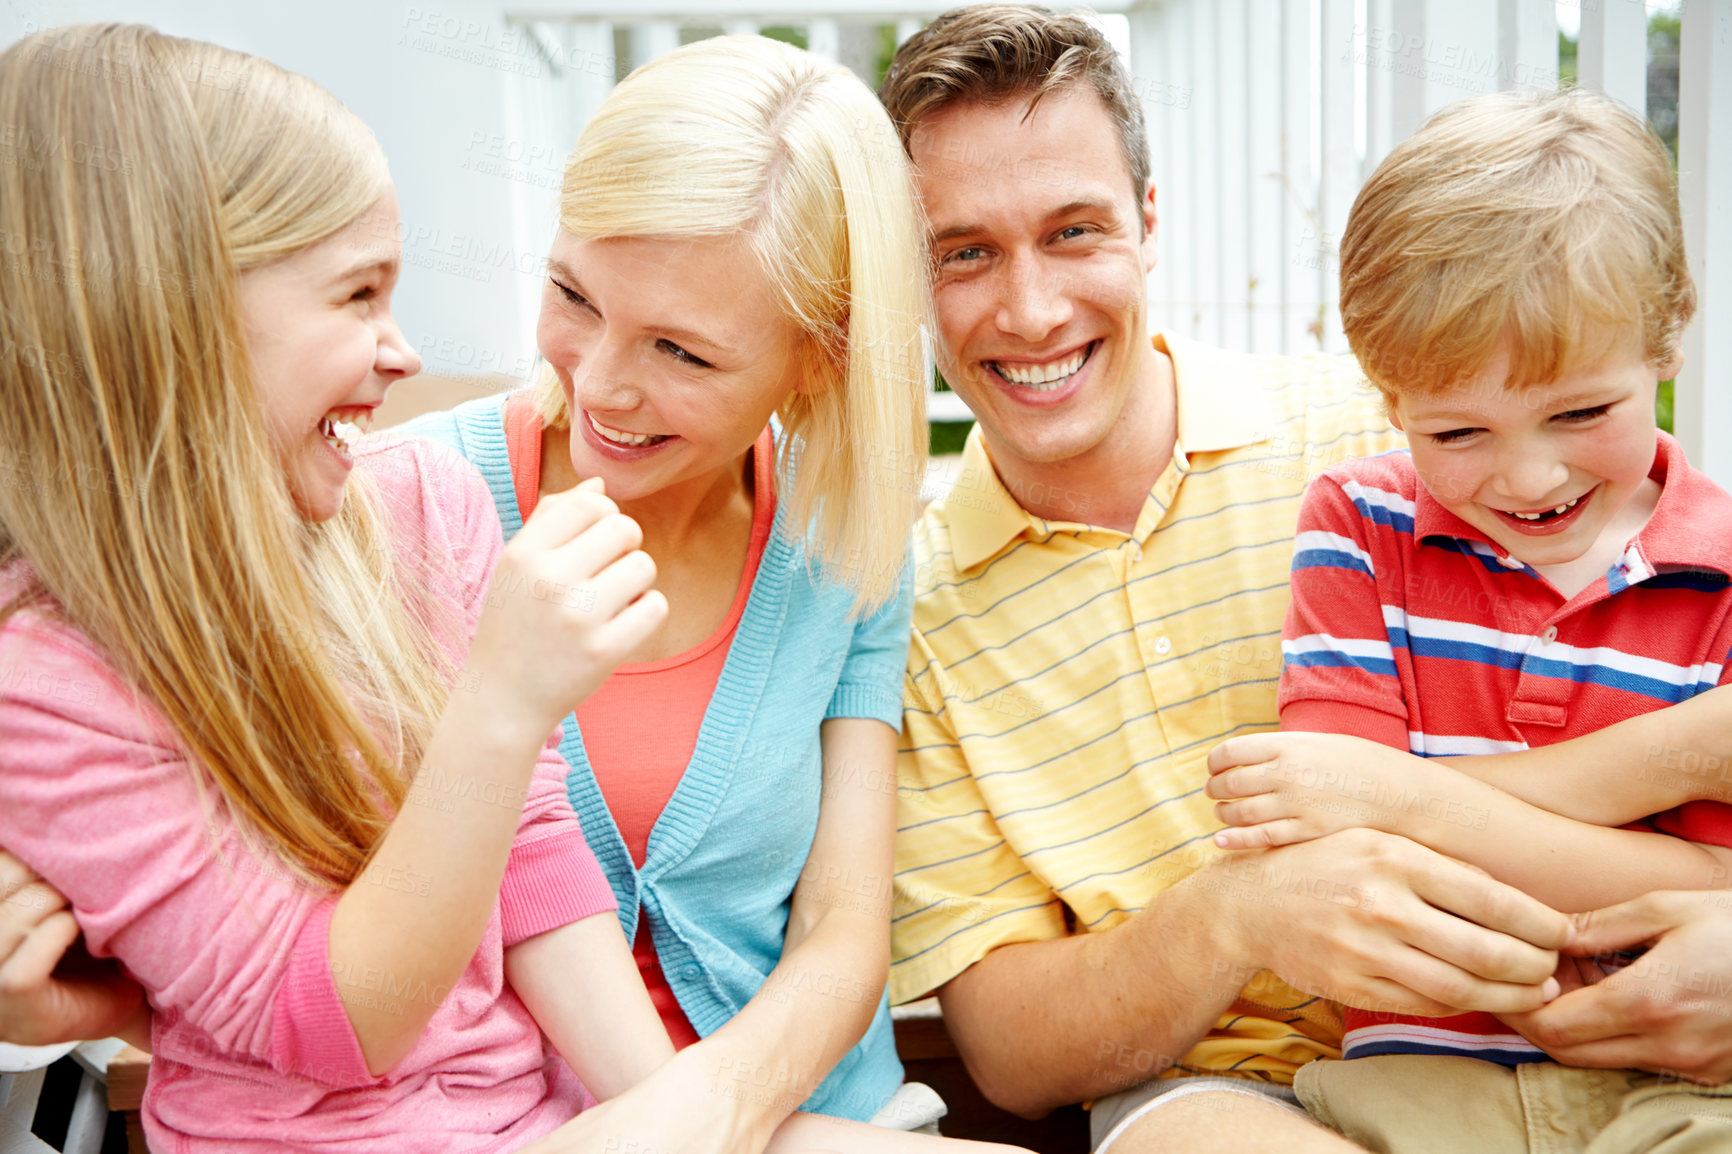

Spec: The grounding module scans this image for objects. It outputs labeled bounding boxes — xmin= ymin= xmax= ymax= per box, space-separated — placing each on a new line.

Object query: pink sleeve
xmin=0 ymin=625 xmax=370 ymax=1086
xmin=1277 ymin=472 xmax=1411 ymax=747
xmin=424 ymin=443 xmax=618 ymax=946
xmin=500 ymin=723 xmax=619 ymax=947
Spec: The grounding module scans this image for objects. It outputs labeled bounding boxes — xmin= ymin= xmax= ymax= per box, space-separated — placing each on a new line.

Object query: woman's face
xmin=239 ymin=190 xmax=420 ymax=521
xmin=536 ymin=230 xmax=806 ymax=505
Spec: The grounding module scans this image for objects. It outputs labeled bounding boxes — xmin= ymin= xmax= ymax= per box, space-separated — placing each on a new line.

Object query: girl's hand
xmin=1206 ymin=731 xmax=1438 ymax=850
xmin=464 ymin=478 xmax=667 ymax=742
xmin=0 ymin=850 xmax=146 ymax=1048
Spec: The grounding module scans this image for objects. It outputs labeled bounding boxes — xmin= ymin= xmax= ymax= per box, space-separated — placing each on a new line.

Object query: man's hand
xmin=1505 ymin=890 xmax=1732 ymax=1084
xmin=1206 ymin=732 xmax=1439 ymax=850
xmin=1221 ymin=829 xmax=1570 ymax=1017
xmin=0 ymin=851 xmax=146 ymax=1047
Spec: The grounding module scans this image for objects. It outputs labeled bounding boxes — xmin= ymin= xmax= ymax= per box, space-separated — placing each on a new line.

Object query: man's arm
xmin=1505 ymin=889 xmax=1732 ymax=1084
xmin=937 ymin=828 xmax=1570 ymax=1118
xmin=897 ymin=586 xmax=1569 ymax=1121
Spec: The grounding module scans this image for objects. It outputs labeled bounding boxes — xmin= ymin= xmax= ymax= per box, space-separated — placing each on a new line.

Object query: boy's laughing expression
xmin=1393 ymin=338 xmax=1675 ymax=575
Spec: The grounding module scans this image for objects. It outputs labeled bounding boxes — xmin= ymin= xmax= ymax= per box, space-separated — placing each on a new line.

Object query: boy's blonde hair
xmin=534 ymin=35 xmax=930 ymax=616
xmin=1340 ymin=88 xmax=1694 ymax=400
xmin=0 ymin=25 xmax=450 ymax=886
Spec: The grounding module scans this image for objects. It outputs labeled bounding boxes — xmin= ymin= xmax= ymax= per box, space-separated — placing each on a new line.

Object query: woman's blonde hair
xmin=0 ymin=24 xmax=450 ymax=885
xmin=1340 ymin=87 xmax=1695 ymax=400
xmin=534 ymin=35 xmax=929 ymax=615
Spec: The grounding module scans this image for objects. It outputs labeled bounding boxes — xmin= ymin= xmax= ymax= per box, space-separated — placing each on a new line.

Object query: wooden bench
xmin=892 ymin=998 xmax=1089 ymax=1150
xmin=96 ymin=1011 xmax=1086 ymax=1151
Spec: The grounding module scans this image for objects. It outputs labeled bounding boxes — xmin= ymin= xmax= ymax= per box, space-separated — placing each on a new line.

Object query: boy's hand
xmin=1206 ymin=731 xmax=1434 ymax=849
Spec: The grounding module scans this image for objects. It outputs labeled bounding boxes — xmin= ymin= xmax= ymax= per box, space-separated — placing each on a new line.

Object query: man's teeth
xmin=995 ymin=346 xmax=1089 ymax=391
xmin=1509 ymin=495 xmax=1583 ymax=521
xmin=589 ymin=413 xmax=668 ymax=447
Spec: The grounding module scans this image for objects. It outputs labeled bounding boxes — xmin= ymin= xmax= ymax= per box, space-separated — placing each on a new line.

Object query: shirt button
xmin=1154 ymin=635 xmax=1173 ymax=656
xmin=1130 ymin=544 xmax=1144 ymax=563
xmin=1540 ymin=626 xmax=1558 ymax=643
xmin=1498 ymin=554 xmax=1524 ymax=569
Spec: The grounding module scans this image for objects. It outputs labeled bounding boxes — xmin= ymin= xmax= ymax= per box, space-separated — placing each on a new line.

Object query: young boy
xmin=1208 ymin=88 xmax=1732 ymax=1151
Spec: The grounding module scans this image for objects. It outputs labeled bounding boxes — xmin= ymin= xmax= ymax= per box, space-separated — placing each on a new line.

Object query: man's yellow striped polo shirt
xmin=892 ymin=333 xmax=1405 ymax=1083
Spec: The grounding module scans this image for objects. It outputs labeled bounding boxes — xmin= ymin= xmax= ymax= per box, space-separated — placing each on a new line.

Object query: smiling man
xmin=878 ymin=7 xmax=1575 ymax=1151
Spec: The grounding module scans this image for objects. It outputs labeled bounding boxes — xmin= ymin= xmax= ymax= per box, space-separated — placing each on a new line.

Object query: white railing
xmin=500 ymin=0 xmax=1727 ymax=485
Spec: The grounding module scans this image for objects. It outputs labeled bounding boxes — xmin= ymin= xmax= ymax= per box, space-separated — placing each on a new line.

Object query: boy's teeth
xmin=996 ymin=346 xmax=1089 ymax=390
xmin=589 ymin=413 xmax=668 ymax=447
xmin=1509 ymin=495 xmax=1581 ymax=521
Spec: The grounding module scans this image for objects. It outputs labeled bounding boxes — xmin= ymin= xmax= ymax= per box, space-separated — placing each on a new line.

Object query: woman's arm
xmin=1447 ymin=684 xmax=1732 ymax=826
xmin=511 ymin=718 xmax=904 ymax=1154
xmin=665 ymin=716 xmax=899 ymax=1146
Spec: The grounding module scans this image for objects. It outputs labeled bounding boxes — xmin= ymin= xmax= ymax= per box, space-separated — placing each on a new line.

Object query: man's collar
xmin=944 ymin=333 xmax=1275 ymax=572
xmin=1160 ymin=332 xmax=1279 ymax=456
xmin=1413 ymin=432 xmax=1732 ymax=577
xmin=947 ymin=428 xmax=1037 ymax=572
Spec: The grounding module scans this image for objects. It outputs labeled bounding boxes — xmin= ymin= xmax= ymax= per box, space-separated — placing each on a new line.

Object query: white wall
xmin=0 ymin=0 xmax=563 ymax=391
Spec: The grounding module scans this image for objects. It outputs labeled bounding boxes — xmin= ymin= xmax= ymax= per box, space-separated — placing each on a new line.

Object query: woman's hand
xmin=520 ymin=1043 xmax=782 ymax=1154
xmin=0 ymin=850 xmax=147 ymax=1048
xmin=525 ymin=1064 xmax=1037 ymax=1153
xmin=464 ymin=477 xmax=668 ymax=745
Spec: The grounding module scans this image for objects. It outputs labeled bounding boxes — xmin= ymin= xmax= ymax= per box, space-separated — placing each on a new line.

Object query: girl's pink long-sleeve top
xmin=0 ymin=437 xmax=615 ymax=1152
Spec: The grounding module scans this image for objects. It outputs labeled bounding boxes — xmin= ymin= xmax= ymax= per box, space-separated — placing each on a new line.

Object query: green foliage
xmin=1657 ymin=378 xmax=1674 ymax=435
xmin=930 ymin=419 xmax=973 ymax=457
xmin=757 ymin=25 xmax=808 ymax=50
xmin=1648 ymin=11 xmax=1681 ymax=161
xmin=875 ymin=23 xmax=900 ymax=90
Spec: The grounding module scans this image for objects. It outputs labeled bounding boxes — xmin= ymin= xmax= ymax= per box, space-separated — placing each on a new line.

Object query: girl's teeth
xmin=320 ymin=410 xmax=371 ymax=454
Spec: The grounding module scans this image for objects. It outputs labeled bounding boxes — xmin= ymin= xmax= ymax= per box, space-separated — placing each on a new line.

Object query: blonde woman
xmin=398 ymin=33 xmax=941 ymax=1143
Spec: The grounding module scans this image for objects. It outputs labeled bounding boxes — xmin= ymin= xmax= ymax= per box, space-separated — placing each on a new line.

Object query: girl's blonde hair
xmin=534 ymin=35 xmax=930 ymax=615
xmin=0 ymin=24 xmax=450 ymax=886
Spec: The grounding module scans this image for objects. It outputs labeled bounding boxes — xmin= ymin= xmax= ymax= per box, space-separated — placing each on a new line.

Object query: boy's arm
xmin=1209 ymin=729 xmax=1732 ymax=912
xmin=1447 ymin=683 xmax=1732 ymax=825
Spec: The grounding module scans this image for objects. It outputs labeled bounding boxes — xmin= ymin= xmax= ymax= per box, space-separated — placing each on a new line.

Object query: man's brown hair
xmin=878 ymin=4 xmax=1149 ymax=203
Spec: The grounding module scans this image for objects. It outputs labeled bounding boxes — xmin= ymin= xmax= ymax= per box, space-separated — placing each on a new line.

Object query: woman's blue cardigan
xmin=400 ymin=396 xmax=910 ymax=1121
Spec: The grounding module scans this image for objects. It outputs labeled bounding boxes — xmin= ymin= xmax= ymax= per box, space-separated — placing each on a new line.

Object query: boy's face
xmin=907 ymin=88 xmax=1160 ymax=470
xmin=1392 ymin=338 xmax=1674 ymax=570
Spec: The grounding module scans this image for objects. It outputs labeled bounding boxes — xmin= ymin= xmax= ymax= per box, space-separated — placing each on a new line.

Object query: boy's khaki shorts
xmin=1295 ymin=1055 xmax=1732 ymax=1153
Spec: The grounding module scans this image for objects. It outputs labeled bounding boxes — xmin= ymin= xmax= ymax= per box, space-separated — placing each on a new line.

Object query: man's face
xmin=909 ymin=89 xmax=1159 ymax=471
